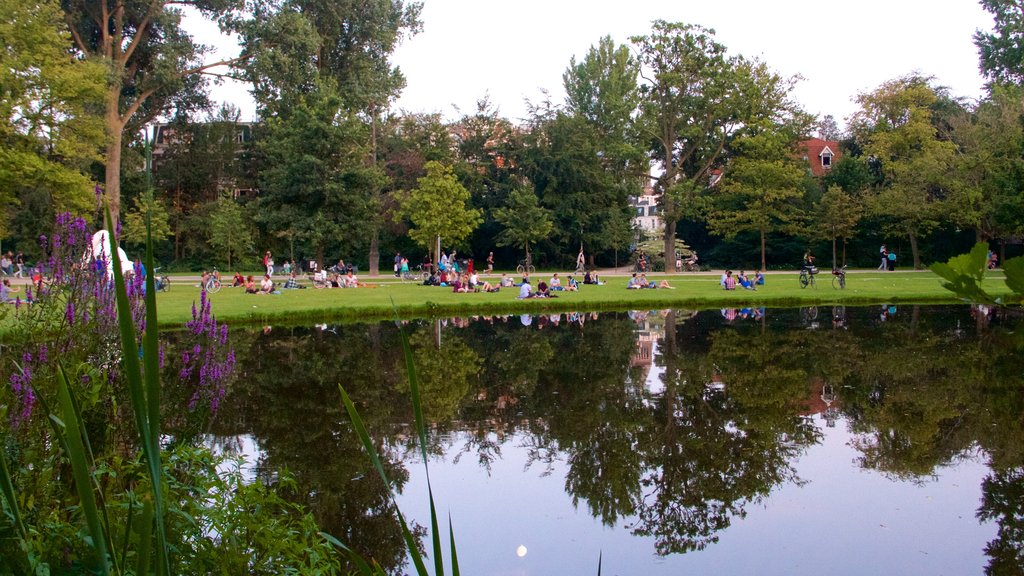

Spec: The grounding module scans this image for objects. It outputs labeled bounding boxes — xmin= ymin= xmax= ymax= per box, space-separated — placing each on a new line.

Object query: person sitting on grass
xmin=480 ymin=280 xmax=499 ymax=293
xmin=259 ymin=274 xmax=274 ymax=294
xmin=469 ymin=271 xmax=480 ymax=290
xmin=517 ymin=279 xmax=534 ymax=299
xmin=1 ymin=279 xmax=20 ymax=303
xmin=282 ymin=271 xmax=300 ymax=289
xmin=659 ymin=279 xmax=675 ymax=289
xmin=500 ymin=273 xmax=514 ymax=287
xmin=722 ymin=270 xmax=737 ymax=291
xmin=536 ymin=281 xmax=556 ymax=298
xmin=566 ymin=275 xmax=579 ymax=292
xmin=737 ymin=271 xmax=756 ymax=291
xmin=584 ymin=271 xmax=600 ymax=285
xmin=244 ymin=275 xmax=258 ymax=294
xmin=640 ymin=273 xmax=656 ymax=289
xmin=232 ymin=272 xmax=245 ymax=287
xmin=755 ymin=271 xmax=765 ymax=286
xmin=343 ymin=270 xmax=358 ymax=288
xmin=550 ymin=273 xmax=564 ymax=291
xmin=452 ymin=275 xmax=470 ymax=293
xmin=627 ymin=273 xmax=643 ymax=289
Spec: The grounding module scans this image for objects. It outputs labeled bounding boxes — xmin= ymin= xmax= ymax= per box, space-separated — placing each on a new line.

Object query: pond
xmin=176 ymin=305 xmax=1024 ymax=575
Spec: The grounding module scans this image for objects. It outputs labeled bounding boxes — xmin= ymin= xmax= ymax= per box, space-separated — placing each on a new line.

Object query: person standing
xmin=887 ymin=250 xmax=897 ymax=271
xmin=486 ymin=251 xmax=494 ymax=273
xmin=878 ymin=245 xmax=888 ymax=270
xmin=394 ymin=252 xmax=402 ymax=277
xmin=263 ymin=251 xmax=274 ymax=276
xmin=14 ymin=252 xmax=24 ymax=278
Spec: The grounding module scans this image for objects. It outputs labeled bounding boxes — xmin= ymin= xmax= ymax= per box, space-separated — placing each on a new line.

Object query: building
xmin=799 ymin=138 xmax=840 ymax=177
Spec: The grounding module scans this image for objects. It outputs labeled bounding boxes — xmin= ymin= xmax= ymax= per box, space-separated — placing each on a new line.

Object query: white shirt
xmin=518 ymin=282 xmax=532 ymax=299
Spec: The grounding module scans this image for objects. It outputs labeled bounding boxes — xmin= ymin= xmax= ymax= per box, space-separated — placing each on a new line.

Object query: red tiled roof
xmin=799 ymin=138 xmax=841 ymax=177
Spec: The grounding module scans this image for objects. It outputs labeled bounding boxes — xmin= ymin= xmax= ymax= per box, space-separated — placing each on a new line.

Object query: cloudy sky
xmin=201 ymin=0 xmax=995 ymax=127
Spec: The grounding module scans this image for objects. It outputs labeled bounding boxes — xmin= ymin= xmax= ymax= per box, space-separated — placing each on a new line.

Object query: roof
xmin=799 ymin=138 xmax=841 ymax=177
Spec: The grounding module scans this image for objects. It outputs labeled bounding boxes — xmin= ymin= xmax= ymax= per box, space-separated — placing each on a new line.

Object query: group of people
xmin=627 ymin=273 xmax=674 ymax=289
xmin=721 ymin=270 xmax=763 ymax=291
xmin=231 ymin=272 xmax=277 ymax=294
xmin=517 ymin=273 xmax=585 ymax=299
xmin=0 ymin=251 xmax=25 ymax=277
xmin=878 ymin=245 xmax=897 ymax=271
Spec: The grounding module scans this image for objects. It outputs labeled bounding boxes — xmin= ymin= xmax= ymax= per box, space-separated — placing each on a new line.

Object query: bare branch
xmin=178 ymin=55 xmax=251 ymax=78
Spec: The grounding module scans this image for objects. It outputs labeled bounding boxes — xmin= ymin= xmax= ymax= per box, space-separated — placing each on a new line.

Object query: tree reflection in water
xmin=162 ymin=305 xmax=1024 ymax=570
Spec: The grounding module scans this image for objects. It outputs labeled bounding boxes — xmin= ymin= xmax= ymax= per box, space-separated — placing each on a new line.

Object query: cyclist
xmin=803 ymin=251 xmax=816 ymax=271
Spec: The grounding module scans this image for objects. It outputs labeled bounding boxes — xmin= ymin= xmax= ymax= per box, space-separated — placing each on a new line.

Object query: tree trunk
xmin=908 ymin=232 xmax=920 ymax=269
xmin=104 ymin=85 xmax=124 ymax=228
xmin=369 ymin=230 xmax=380 ymax=276
xmin=831 ymin=231 xmax=837 ymax=271
xmin=663 ymin=217 xmax=676 ymax=276
xmin=760 ymin=229 xmax=767 ymax=272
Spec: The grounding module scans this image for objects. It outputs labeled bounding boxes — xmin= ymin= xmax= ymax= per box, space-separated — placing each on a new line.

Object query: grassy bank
xmin=147 ymin=270 xmax=1017 ymax=326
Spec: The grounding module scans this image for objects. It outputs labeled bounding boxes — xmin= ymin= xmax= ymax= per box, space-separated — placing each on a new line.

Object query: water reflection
xmin=166 ymin=306 xmax=1024 ymax=574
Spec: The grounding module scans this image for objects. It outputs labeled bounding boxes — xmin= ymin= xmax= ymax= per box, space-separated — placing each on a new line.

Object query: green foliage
xmin=931 ymin=242 xmax=1024 ymax=305
xmin=975 ymin=0 xmax=1024 ymax=85
xmin=0 ymin=0 xmax=104 ymax=234
xmin=492 ymin=187 xmax=555 ymax=261
xmin=851 ymin=75 xmax=958 ymax=268
xmin=257 ymin=82 xmax=383 ymax=263
xmin=708 ymin=106 xmax=809 ymax=269
xmin=397 ymin=161 xmax=482 ymax=263
xmin=207 ymin=194 xmax=254 ymax=269
xmin=122 ymin=189 xmax=174 ymax=250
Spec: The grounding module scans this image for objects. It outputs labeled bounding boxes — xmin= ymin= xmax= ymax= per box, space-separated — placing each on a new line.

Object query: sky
xmin=199 ymin=0 xmax=996 ymax=128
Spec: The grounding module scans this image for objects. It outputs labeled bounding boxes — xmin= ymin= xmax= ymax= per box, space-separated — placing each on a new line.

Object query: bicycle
xmin=832 ymin=265 xmax=847 ymax=289
xmin=515 ymin=259 xmax=536 ymax=275
xmin=204 ymin=267 xmax=222 ymax=293
xmin=309 ymin=273 xmax=331 ymax=289
xmin=799 ymin=266 xmax=818 ymax=289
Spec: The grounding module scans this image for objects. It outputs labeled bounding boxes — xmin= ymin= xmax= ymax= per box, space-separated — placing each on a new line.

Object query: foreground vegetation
xmin=150 ymin=270 xmax=1018 ymax=326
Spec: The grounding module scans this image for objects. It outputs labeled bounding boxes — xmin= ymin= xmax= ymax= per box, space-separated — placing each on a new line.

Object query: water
xmin=181 ymin=305 xmax=1024 ymax=575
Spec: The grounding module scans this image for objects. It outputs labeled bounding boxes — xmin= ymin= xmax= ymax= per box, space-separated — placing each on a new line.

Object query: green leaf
xmin=1003 ymin=255 xmax=1024 ymax=298
xmin=54 ymin=364 xmax=110 ymax=575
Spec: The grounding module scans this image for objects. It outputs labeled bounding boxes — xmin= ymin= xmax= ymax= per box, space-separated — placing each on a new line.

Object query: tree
xmin=207 ymin=194 xmax=253 ymax=269
xmin=975 ymin=0 xmax=1024 ymax=85
xmin=493 ymin=186 xmax=555 ymax=264
xmin=241 ymin=0 xmax=423 ymax=274
xmin=949 ymin=85 xmax=1024 ymax=251
xmin=122 ymin=189 xmax=173 ymax=251
xmin=257 ymin=82 xmax=381 ymax=267
xmin=708 ymin=126 xmax=808 ymax=271
xmin=0 ymin=0 xmax=104 ymax=238
xmin=816 ymin=114 xmax=843 ymax=141
xmin=396 ymin=161 xmax=481 ymax=266
xmin=850 ymin=75 xmax=958 ymax=269
xmin=630 ymin=21 xmax=758 ymax=264
xmin=61 ymin=0 xmax=251 ymax=225
xmin=813 ymin=185 xmax=864 ymax=267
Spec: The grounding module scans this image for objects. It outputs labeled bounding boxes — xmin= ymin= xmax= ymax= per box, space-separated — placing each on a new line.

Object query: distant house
xmin=630 ymin=179 xmax=662 ymax=234
xmin=799 ymin=138 xmax=840 ymax=177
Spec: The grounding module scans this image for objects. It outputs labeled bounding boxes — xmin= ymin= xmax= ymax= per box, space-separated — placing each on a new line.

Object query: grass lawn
xmin=148 ymin=270 xmax=1017 ymax=327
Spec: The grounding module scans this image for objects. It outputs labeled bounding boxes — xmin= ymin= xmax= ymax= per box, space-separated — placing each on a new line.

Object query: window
xmin=821 ymin=152 xmax=832 ymax=168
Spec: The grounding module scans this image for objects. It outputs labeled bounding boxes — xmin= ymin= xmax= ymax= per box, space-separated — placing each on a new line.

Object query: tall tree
xmin=493 ymin=186 xmax=555 ymax=265
xmin=396 ymin=161 xmax=481 ymax=266
xmin=61 ymin=0 xmax=250 ymax=225
xmin=242 ymin=0 xmax=422 ymax=274
xmin=975 ymin=0 xmax=1024 ymax=85
xmin=850 ymin=75 xmax=958 ymax=268
xmin=0 ymin=0 xmax=104 ymax=239
xmin=207 ymin=193 xmax=253 ymax=269
xmin=949 ymin=85 xmax=1024 ymax=248
xmin=558 ymin=35 xmax=643 ymax=265
xmin=630 ymin=21 xmax=753 ymax=264
xmin=257 ymin=82 xmax=381 ymax=267
xmin=708 ymin=100 xmax=810 ymax=272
